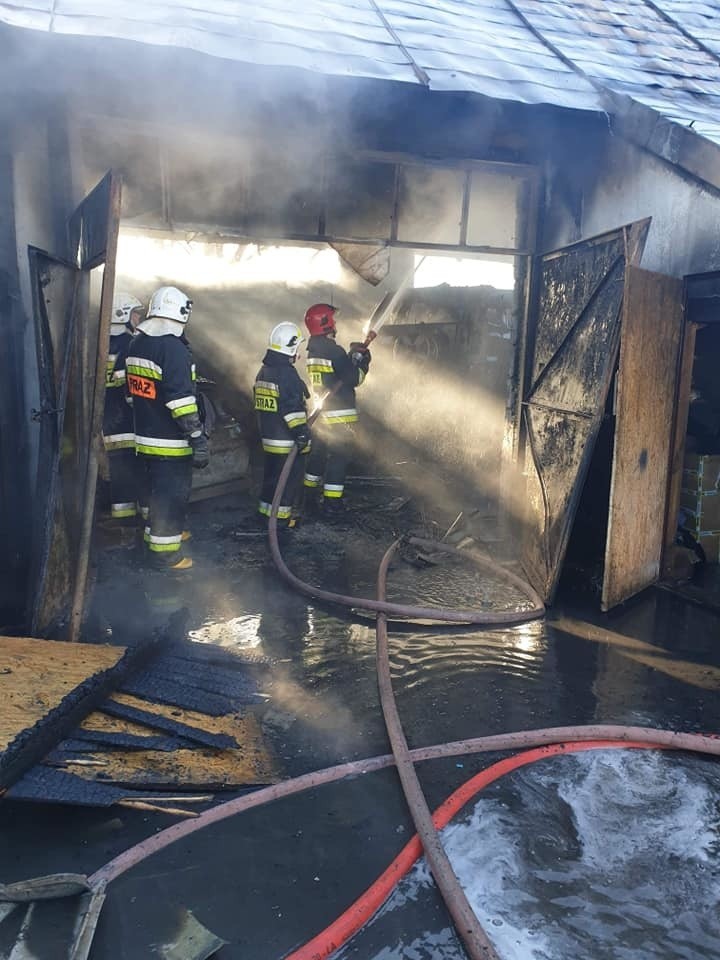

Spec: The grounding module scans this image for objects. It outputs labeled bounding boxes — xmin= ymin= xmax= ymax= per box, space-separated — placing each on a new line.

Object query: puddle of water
xmin=188 ymin=614 xmax=262 ymax=648
xmin=338 ymin=751 xmax=720 ymax=959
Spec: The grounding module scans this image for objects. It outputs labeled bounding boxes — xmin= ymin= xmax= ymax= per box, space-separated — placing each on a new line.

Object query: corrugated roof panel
xmin=377 ymin=0 xmax=601 ymax=103
xmin=2 ymin=0 xmax=720 ymax=146
xmin=654 ymin=0 xmax=720 ymax=59
xmin=0 ymin=2 xmax=50 ymax=29
xmin=511 ymin=0 xmax=720 ymax=140
xmin=424 ymin=67 xmax=598 ymax=109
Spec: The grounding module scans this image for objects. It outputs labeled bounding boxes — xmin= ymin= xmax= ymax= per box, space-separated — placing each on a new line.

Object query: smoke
xmin=115 ymin=231 xmax=525 ymax=532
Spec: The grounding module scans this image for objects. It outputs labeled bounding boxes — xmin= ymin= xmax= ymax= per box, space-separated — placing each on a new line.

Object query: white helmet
xmin=111 ymin=292 xmax=143 ymax=333
xmin=269 ymin=322 xmax=304 ymax=357
xmin=147 ymin=286 xmax=193 ymax=324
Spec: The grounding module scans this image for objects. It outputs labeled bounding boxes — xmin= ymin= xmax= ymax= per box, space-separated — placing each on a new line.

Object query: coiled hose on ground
xmin=267 ymin=447 xmax=546 ymax=627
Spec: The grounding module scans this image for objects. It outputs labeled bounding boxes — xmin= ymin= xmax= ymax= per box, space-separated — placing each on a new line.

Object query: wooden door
xmin=520 ymin=222 xmax=649 ymax=602
xmin=601 ymin=266 xmax=684 ymax=610
xmin=28 ymin=172 xmax=121 ymax=638
xmin=27 ymin=250 xmax=79 ymax=636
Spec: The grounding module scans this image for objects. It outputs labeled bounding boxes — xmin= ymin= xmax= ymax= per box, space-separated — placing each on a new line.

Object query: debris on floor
xmin=158 ymin=909 xmax=228 ymax=960
xmin=0 ymin=872 xmax=105 ymax=960
xmin=1 ymin=630 xmax=278 ymax=812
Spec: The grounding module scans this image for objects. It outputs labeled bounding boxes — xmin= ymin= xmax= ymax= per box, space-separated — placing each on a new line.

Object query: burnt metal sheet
xmin=531 ymin=236 xmax=625 ymax=388
xmin=26 ymin=173 xmax=120 ymax=640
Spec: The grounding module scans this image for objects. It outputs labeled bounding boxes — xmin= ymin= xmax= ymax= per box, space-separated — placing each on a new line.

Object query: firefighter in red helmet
xmin=303 ymin=303 xmax=371 ymax=515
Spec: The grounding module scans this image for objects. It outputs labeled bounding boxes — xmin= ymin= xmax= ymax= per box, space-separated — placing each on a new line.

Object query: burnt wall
xmin=543 ymin=124 xmax=720 ymax=277
xmin=0 ymin=115 xmax=65 ymax=624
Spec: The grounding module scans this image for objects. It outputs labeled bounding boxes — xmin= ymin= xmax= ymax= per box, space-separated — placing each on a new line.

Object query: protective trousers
xmin=108 ymin=449 xmax=140 ymax=520
xmin=259 ymin=450 xmax=307 ymax=524
xmin=304 ymin=423 xmax=353 ymax=502
xmin=142 ymin=456 xmax=193 ymax=566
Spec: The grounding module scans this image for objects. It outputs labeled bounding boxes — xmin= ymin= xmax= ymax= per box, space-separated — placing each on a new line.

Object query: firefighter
xmin=254 ymin=322 xmax=311 ymax=526
xmin=103 ymin=292 xmax=143 ymax=522
xmin=125 ymin=286 xmax=209 ymax=571
xmin=303 ymin=303 xmax=371 ymax=514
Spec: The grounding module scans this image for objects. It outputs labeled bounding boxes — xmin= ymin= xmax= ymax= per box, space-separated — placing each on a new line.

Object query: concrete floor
xmin=2 ymin=487 xmax=720 ymax=959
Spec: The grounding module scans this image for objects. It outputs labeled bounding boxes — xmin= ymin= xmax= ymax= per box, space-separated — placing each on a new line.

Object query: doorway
xmin=663 ymin=272 xmax=720 ymax=610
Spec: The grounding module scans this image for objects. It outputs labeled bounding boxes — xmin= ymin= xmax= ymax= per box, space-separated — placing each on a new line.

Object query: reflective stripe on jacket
xmin=126 ymin=332 xmax=199 ymax=457
xmin=103 ymin=331 xmax=135 ymax=451
xmin=254 ymin=351 xmax=310 ymax=455
xmin=306 ymin=334 xmax=363 ymax=424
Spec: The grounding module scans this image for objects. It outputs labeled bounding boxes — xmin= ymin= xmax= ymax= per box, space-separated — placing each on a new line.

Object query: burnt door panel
xmin=520 ymin=226 xmax=646 ymax=602
xmin=28 ymin=172 xmax=121 ymax=638
xmin=67 ymin=174 xmax=122 ymax=641
xmin=531 ymin=237 xmax=624 ymax=386
xmin=602 ymin=266 xmax=683 ymax=610
xmin=28 ymin=250 xmax=79 ymax=636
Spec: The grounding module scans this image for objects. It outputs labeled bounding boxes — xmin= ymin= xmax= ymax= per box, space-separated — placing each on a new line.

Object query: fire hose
xmin=264 ymin=422 xmax=538 ymax=960
xmin=85 ymin=307 xmax=720 ymax=958
xmin=260 ymin=321 xmax=546 ymax=957
xmin=89 ymin=731 xmax=720 ymax=954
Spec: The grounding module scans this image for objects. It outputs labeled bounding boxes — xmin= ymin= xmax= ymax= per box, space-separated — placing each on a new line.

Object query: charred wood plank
xmin=0 ymin=613 xmax=186 ymax=792
xmin=166 ymin=639 xmax=274 ymax=668
xmin=61 ymin=731 xmax=194 ymax=752
xmin=6 ymin=766 xmax=129 ymax=807
xmin=119 ymin=675 xmax=241 ymax=716
xmin=149 ymin=656 xmax=265 ymax=700
xmin=97 ymin=701 xmax=237 ymax=750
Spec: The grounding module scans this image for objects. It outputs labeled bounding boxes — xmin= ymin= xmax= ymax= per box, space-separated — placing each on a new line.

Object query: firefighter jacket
xmin=125 ymin=332 xmax=201 ymax=457
xmin=103 ymin=331 xmax=134 ymax=451
xmin=306 ymin=334 xmax=367 ymax=424
xmin=254 ymin=350 xmax=310 ymax=455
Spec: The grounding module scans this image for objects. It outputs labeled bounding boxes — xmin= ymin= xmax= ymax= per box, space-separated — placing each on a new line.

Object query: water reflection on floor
xmin=9 ymin=491 xmax=720 ymax=958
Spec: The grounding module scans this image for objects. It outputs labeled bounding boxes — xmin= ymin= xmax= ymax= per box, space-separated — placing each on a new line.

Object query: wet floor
xmin=2 ymin=489 xmax=720 ymax=959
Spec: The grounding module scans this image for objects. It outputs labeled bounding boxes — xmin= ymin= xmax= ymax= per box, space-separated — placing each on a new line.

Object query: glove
xmin=190 ymin=433 xmax=210 ymax=469
xmin=349 ymin=343 xmax=371 ymax=369
xmin=294 ymin=431 xmax=310 ymax=451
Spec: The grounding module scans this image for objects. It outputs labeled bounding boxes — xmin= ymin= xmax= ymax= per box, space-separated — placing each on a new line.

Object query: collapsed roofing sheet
xmin=1 ymin=0 xmax=720 ymax=140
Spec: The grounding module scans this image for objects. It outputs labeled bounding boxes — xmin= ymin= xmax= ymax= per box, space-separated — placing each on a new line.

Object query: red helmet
xmin=304 ymin=303 xmax=336 ymax=337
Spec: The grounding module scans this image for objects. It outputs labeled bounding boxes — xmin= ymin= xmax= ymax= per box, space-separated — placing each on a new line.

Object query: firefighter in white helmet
xmin=253 ymin=322 xmax=311 ymax=526
xmin=125 ymin=286 xmax=208 ymax=570
xmin=103 ymin=291 xmax=144 ymax=522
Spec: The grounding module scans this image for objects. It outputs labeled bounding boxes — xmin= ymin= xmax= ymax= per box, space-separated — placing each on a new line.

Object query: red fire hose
xmin=281 ymin=740 xmax=660 ymax=960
